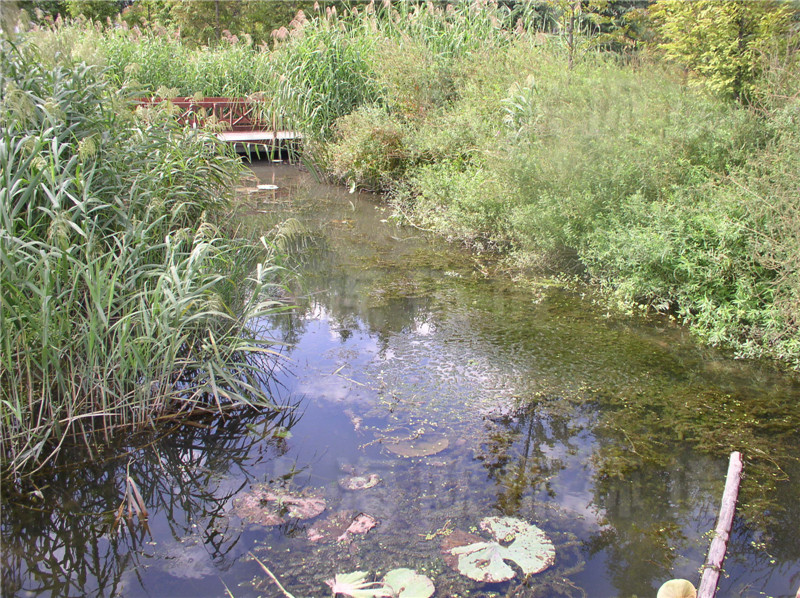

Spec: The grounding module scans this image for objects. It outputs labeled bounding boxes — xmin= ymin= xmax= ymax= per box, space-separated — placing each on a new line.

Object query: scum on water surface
xmin=1 ymin=163 xmax=799 ymax=598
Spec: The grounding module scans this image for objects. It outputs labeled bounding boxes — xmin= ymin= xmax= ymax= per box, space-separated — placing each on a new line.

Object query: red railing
xmin=137 ymin=97 xmax=269 ymax=131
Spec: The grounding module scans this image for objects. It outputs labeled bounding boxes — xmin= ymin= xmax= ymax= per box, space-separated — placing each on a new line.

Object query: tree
xmin=650 ymin=0 xmax=798 ymax=101
xmin=120 ymin=0 xmax=174 ymax=28
xmin=168 ymin=0 xmax=244 ymax=44
xmin=65 ymin=0 xmax=128 ymax=22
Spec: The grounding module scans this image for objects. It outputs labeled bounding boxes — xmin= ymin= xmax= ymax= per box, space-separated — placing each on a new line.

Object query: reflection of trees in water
xmin=588 ymin=427 xmax=800 ymax=596
xmin=265 ymin=233 xmax=443 ymax=352
xmin=586 ymin=448 xmax=715 ymax=597
xmin=475 ymin=397 xmax=800 ymax=597
xmin=0 ymin=402 xmax=300 ymax=598
xmin=591 ymin=384 xmax=800 ymax=565
xmin=477 ymin=400 xmax=582 ymax=515
xmin=473 ymin=401 xmax=591 ymax=597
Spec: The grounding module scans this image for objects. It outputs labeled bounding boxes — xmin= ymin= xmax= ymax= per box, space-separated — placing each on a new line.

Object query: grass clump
xmin=0 ymin=40 xmax=289 ymax=478
xmin=24 ymin=18 xmax=273 ymax=98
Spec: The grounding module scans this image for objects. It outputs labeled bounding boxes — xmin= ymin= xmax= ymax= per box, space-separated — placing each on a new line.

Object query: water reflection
xmin=1 ymin=404 xmax=299 ymax=598
xmin=3 ymin=163 xmax=800 ymax=598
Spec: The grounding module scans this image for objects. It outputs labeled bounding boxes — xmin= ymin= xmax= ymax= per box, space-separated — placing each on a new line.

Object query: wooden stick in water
xmin=697 ymin=451 xmax=744 ymax=598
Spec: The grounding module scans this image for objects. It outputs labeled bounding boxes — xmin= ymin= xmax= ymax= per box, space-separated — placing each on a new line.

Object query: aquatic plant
xmin=442 ymin=516 xmax=555 ymax=583
xmin=326 ymin=569 xmax=434 ymax=598
xmin=233 ymin=485 xmax=326 ymax=526
xmin=307 ymin=511 xmax=378 ymax=544
xmin=0 ymin=40 xmax=290 ymax=478
xmin=338 ymin=473 xmax=381 ymax=490
xmin=380 ymin=426 xmax=450 ymax=458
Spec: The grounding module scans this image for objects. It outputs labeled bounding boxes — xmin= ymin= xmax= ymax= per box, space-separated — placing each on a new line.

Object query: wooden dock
xmin=217 ymin=130 xmax=300 ymax=155
xmin=217 ymin=130 xmax=300 ymax=143
xmin=137 ymin=97 xmax=300 ymax=154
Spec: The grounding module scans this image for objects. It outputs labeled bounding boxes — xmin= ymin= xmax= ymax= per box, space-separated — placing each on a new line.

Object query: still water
xmin=2 ymin=163 xmax=799 ymax=597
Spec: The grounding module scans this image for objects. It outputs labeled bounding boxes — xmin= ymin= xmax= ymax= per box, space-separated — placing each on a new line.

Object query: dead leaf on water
xmin=308 ymin=511 xmax=378 ymax=543
xmin=233 ymin=485 xmax=325 ymax=527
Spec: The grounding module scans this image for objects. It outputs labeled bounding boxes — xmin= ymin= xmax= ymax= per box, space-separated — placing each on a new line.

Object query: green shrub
xmin=394 ymin=161 xmax=507 ymax=251
xmin=323 ymin=105 xmax=408 ymax=192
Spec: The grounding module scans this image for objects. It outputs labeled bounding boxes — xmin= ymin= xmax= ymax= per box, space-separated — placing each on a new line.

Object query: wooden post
xmin=697 ymin=451 xmax=744 ymax=598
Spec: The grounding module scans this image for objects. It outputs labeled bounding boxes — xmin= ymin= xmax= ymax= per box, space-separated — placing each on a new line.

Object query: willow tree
xmin=649 ymin=0 xmax=797 ymax=101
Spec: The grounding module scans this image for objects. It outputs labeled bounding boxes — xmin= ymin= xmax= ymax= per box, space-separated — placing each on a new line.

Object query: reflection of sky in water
xmin=3 ymin=163 xmax=800 ymax=598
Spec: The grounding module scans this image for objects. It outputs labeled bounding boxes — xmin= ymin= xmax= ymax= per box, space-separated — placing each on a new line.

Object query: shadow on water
xmin=3 ymin=162 xmax=800 ymax=598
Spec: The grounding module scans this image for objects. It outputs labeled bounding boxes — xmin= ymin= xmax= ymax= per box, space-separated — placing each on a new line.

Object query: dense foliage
xmin=0 ymin=39 xmax=289 ymax=477
xmin=5 ymin=0 xmax=800 ymax=380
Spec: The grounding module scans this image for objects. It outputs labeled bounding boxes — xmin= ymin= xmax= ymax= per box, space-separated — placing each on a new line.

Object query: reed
xmin=25 ymin=19 xmax=273 ymax=98
xmin=0 ymin=40 xmax=290 ymax=478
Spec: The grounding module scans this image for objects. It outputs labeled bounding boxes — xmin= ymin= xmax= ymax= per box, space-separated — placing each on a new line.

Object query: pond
xmin=2 ymin=162 xmax=799 ymax=598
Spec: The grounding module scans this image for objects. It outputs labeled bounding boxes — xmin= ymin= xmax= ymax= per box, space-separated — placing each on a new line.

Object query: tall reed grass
xmin=0 ymin=40 xmax=290 ymax=478
xmin=24 ymin=18 xmax=273 ymax=98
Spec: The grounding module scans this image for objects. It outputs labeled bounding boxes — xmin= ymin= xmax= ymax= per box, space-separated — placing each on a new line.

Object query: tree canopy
xmin=650 ymin=0 xmax=798 ymax=100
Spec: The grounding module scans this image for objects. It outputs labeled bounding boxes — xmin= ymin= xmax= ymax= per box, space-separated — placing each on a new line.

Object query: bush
xmin=323 ymin=105 xmax=408 ymax=191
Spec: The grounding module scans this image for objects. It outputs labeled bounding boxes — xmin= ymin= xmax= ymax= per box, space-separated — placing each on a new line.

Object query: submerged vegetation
xmin=0 ymin=39 xmax=290 ymax=478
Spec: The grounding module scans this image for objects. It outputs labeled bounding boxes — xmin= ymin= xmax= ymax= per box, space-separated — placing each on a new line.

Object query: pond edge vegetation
xmin=0 ymin=38 xmax=293 ymax=480
xmin=19 ymin=0 xmax=798 ymax=370
xmin=3 ymin=0 xmax=800 ymax=477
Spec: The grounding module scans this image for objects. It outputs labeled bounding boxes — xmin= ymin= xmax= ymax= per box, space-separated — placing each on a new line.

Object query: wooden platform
xmin=218 ymin=130 xmax=300 ymax=155
xmin=217 ymin=130 xmax=300 ymax=143
xmin=136 ymin=97 xmax=300 ymax=154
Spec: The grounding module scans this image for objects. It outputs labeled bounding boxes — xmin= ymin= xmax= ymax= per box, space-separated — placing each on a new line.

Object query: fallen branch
xmin=697 ymin=451 xmax=743 ymax=598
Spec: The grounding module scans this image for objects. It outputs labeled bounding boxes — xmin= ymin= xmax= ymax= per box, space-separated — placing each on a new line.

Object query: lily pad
xmin=440 ymin=529 xmax=484 ymax=570
xmin=326 ymin=571 xmax=392 ymax=598
xmin=233 ymin=485 xmax=325 ymax=526
xmin=383 ymin=430 xmax=450 ymax=458
xmin=339 ymin=473 xmax=381 ymax=490
xmin=308 ymin=511 xmax=378 ymax=543
xmin=444 ymin=516 xmax=555 ymax=583
xmin=657 ymin=579 xmax=697 ymax=598
xmin=382 ymin=568 xmax=434 ymax=598
xmin=325 ymin=569 xmax=434 ymax=598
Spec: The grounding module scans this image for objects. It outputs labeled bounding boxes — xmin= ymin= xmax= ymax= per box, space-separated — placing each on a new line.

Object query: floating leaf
xmin=383 ymin=431 xmax=449 ymax=458
xmin=657 ymin=579 xmax=697 ymax=598
xmin=325 ymin=571 xmax=392 ymax=598
xmin=308 ymin=511 xmax=378 ymax=543
xmin=382 ymin=568 xmax=434 ymax=598
xmin=450 ymin=541 xmax=516 ymax=583
xmin=233 ymin=485 xmax=325 ymax=526
xmin=339 ymin=473 xmax=381 ymax=490
xmin=440 ymin=529 xmax=484 ymax=570
xmin=444 ymin=516 xmax=555 ymax=582
xmin=343 ymin=513 xmax=378 ymax=539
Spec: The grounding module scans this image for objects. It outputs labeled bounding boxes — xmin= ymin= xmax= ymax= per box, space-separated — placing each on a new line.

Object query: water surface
xmin=3 ymin=163 xmax=799 ymax=598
